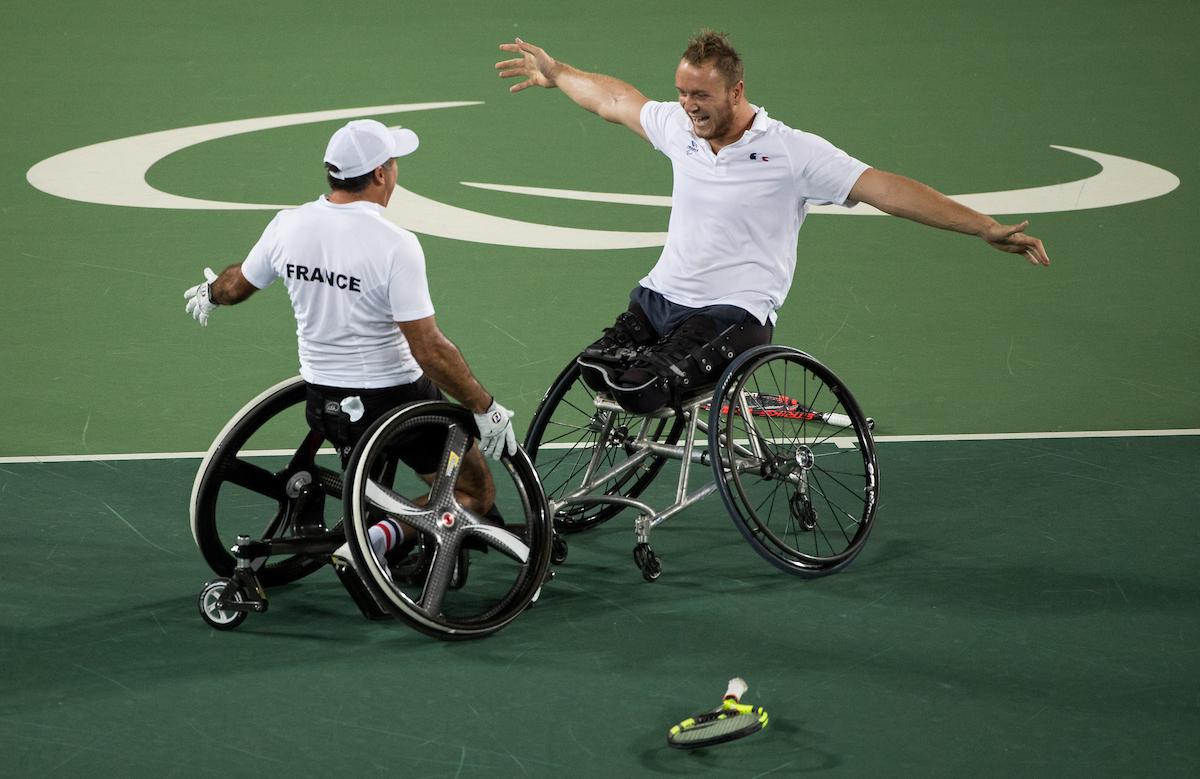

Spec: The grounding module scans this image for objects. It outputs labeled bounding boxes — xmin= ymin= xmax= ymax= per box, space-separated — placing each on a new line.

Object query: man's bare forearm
xmin=855 ymin=170 xmax=996 ymax=236
xmin=209 ymin=264 xmax=259 ymax=305
xmin=410 ymin=334 xmax=492 ymax=413
xmin=553 ymin=63 xmax=648 ymax=125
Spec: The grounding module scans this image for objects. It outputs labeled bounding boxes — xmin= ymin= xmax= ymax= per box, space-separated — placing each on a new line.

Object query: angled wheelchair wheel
xmin=343 ymin=402 xmax=553 ymax=640
xmin=708 ymin=345 xmax=879 ymax=577
xmin=190 ymin=376 xmax=343 ymax=587
xmin=523 ymin=359 xmax=684 ymax=534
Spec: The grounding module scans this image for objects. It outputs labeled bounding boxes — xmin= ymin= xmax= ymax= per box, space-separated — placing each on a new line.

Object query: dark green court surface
xmin=2 ymin=436 xmax=1197 ymax=776
xmin=2 ymin=0 xmax=1198 ymax=775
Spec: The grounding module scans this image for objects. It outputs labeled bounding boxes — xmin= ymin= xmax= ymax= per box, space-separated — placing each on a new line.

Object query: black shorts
xmin=304 ymin=376 xmax=446 ymax=474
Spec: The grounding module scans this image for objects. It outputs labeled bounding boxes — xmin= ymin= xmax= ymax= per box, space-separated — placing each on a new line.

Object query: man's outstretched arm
xmin=849 ymin=168 xmax=1051 ymax=266
xmin=183 ymin=264 xmax=259 ymax=326
xmin=496 ymin=38 xmax=650 ymax=140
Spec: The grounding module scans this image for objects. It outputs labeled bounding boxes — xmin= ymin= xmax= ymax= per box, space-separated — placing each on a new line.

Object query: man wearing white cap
xmin=183 ymin=118 xmax=516 ymax=571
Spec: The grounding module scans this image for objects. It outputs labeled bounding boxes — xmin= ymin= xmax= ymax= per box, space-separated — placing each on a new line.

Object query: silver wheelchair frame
xmin=524 ymin=344 xmax=880 ymax=580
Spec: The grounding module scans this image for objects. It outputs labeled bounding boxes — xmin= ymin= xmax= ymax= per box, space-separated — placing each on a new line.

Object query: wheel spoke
xmin=419 ymin=541 xmax=460 ymax=616
xmin=364 ymin=479 xmax=436 ymax=534
xmin=527 ymin=363 xmax=683 ymax=532
xmin=467 ymin=524 xmax=530 ymax=563
xmin=286 ymin=431 xmax=325 ymax=471
xmin=810 ymin=461 xmax=870 ymax=504
xmin=223 ymin=458 xmax=284 ymax=498
xmin=425 ymin=424 xmax=471 ymax=506
xmin=808 ymin=477 xmax=860 ymax=545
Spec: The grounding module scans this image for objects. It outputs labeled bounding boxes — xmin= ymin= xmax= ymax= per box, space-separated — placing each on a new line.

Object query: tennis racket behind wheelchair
xmin=705 ymin=391 xmax=872 ymax=430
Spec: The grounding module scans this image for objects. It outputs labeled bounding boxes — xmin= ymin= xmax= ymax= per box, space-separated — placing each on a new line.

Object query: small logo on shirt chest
xmin=686 ymin=140 xmax=700 ymax=156
xmin=749 ymin=152 xmax=770 ymax=162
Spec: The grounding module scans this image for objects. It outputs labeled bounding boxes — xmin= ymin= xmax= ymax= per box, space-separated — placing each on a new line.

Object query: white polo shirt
xmin=240 ymin=196 xmax=435 ymax=388
xmin=639 ymin=101 xmax=869 ymax=324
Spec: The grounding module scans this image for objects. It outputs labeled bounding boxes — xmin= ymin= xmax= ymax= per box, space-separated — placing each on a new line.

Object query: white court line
xmin=0 ymin=448 xmax=335 ymax=464
xmin=0 ymin=429 xmax=1197 ymax=464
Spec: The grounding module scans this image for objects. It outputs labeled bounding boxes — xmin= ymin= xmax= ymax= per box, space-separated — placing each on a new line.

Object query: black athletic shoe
xmin=585 ymin=310 xmax=656 ymax=356
xmin=578 ymin=309 xmax=657 ymax=392
xmin=611 ymin=316 xmax=722 ymax=413
xmin=619 ymin=316 xmax=720 ymax=386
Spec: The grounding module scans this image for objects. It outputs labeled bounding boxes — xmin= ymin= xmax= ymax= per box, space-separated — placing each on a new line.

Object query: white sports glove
xmin=184 ymin=267 xmax=219 ymax=326
xmin=474 ymin=398 xmax=517 ymax=460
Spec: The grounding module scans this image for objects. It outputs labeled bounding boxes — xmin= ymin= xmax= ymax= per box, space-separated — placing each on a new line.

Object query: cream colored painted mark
xmin=459 ymin=145 xmax=1180 ymax=216
xmin=25 ymin=101 xmax=482 ymax=210
xmin=26 ymin=101 xmax=1179 ymax=250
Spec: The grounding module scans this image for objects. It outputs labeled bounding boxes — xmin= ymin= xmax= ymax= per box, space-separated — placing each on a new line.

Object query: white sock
xmin=368 ymin=517 xmax=405 ymax=558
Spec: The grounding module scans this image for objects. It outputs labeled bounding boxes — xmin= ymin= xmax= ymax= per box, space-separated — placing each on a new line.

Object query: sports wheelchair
xmin=523 ymin=344 xmax=879 ymax=581
xmin=190 ymin=377 xmax=554 ymax=639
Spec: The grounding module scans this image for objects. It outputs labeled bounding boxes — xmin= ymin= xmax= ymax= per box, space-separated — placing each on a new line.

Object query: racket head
xmin=666 ymin=698 xmax=769 ymax=750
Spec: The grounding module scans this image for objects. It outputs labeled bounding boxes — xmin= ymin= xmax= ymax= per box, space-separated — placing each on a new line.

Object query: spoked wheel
xmin=190 ymin=376 xmax=343 ymax=586
xmin=708 ymin=345 xmax=879 ymax=577
xmin=523 ymin=359 xmax=684 ymax=534
xmin=343 ymin=402 xmax=552 ymax=640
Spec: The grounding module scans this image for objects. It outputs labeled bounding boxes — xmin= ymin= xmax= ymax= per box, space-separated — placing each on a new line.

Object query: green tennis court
xmin=2 ymin=1 xmax=1198 ymax=775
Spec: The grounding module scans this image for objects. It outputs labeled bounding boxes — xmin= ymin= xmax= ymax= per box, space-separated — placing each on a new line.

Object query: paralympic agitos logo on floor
xmin=25 ymin=102 xmax=1181 ymax=251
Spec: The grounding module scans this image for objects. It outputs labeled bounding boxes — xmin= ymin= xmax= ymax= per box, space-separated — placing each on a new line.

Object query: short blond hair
xmin=682 ymin=30 xmax=743 ymax=87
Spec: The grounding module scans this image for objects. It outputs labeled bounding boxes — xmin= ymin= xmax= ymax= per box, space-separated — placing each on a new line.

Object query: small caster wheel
xmin=633 ymin=543 xmax=662 ymax=582
xmin=198 ymin=578 xmax=248 ymax=631
xmin=866 ymin=417 xmax=875 ymax=431
xmin=551 ymin=532 xmax=568 ymax=565
xmin=789 ymin=493 xmax=817 ymax=532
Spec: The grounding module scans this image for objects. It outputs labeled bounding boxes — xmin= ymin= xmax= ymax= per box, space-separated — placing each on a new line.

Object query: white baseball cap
xmin=323 ymin=119 xmax=419 ymax=179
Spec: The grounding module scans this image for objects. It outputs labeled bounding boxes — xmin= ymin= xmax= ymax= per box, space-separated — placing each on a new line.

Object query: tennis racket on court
xmin=667 ymin=677 xmax=769 ymax=749
xmin=705 ymin=392 xmax=860 ymax=429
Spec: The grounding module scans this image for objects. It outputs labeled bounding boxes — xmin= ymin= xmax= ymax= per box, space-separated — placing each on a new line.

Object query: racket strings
xmin=668 ymin=704 xmax=769 ymax=747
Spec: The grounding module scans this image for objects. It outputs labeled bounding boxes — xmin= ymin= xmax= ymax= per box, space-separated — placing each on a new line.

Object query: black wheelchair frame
xmin=190 ymin=378 xmax=553 ymax=640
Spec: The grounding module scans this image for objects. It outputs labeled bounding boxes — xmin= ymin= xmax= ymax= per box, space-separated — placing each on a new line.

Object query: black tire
xmin=633 ymin=544 xmax=662 ymax=582
xmin=708 ymin=345 xmax=879 ymax=577
xmin=343 ymin=402 xmax=553 ymax=640
xmin=190 ymin=377 xmax=342 ymax=587
xmin=197 ymin=578 xmax=248 ymax=631
xmin=550 ymin=532 xmax=568 ymax=565
xmin=523 ymin=359 xmax=684 ymax=533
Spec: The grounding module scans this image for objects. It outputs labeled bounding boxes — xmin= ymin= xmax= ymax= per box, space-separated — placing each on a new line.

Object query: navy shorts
xmin=629 ymin=286 xmax=773 ymax=342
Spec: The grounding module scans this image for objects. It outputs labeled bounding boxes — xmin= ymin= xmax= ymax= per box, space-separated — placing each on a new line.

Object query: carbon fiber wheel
xmin=343 ymin=402 xmax=553 ymax=640
xmin=190 ymin=377 xmax=343 ymax=586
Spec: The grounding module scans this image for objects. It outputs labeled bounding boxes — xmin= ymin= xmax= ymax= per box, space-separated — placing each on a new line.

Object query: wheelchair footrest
xmin=332 ymin=563 xmax=393 ymax=621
